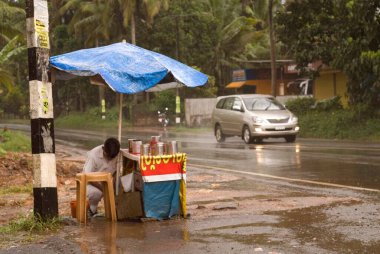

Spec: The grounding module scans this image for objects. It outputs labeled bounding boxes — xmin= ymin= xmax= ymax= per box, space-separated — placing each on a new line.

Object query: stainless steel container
xmin=128 ymin=139 xmax=136 ymax=153
xmin=132 ymin=140 xmax=142 ymax=154
xmin=156 ymin=142 xmax=165 ymax=155
xmin=167 ymin=141 xmax=178 ymax=154
xmin=140 ymin=144 xmax=150 ymax=156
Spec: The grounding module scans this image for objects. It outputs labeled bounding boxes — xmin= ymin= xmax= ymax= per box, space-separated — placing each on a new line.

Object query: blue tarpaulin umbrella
xmin=50 ymin=42 xmax=208 ymax=93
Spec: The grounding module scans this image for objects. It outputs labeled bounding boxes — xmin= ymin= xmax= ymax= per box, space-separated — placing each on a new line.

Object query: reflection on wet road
xmin=183 ymin=137 xmax=380 ymax=190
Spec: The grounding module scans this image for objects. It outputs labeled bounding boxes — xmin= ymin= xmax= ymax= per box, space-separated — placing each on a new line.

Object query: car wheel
xmin=215 ymin=125 xmax=225 ymax=143
xmin=243 ymin=126 xmax=252 ymax=144
xmin=285 ymin=135 xmax=296 ymax=143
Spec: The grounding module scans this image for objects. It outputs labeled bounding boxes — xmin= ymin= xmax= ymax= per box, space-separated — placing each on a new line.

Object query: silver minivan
xmin=211 ymin=94 xmax=299 ymax=143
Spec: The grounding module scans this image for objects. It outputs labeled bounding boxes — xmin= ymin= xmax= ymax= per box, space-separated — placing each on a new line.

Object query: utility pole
xmin=26 ymin=0 xmax=58 ymax=219
xmin=269 ymin=0 xmax=277 ymax=97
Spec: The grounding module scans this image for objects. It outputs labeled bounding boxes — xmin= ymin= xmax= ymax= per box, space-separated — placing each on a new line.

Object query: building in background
xmin=225 ymin=60 xmax=348 ymax=106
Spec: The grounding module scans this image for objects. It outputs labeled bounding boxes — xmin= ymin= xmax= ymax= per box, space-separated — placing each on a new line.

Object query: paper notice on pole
xmin=35 ymin=19 xmax=49 ymax=49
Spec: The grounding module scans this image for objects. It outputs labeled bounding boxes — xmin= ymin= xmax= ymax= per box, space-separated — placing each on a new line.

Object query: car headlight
xmin=290 ymin=115 xmax=298 ymax=123
xmin=252 ymin=116 xmax=266 ymax=124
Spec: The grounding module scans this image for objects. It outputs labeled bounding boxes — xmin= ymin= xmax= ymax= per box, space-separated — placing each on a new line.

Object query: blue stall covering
xmin=143 ymin=180 xmax=180 ymax=220
xmin=50 ymin=42 xmax=208 ymax=94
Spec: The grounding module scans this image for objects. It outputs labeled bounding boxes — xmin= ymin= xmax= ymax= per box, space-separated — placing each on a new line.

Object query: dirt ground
xmin=0 ymin=150 xmax=356 ymax=226
xmin=0 ymin=151 xmax=84 ymax=225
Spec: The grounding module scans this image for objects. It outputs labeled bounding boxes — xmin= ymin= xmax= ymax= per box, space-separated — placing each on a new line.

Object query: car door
xmin=220 ymin=97 xmax=235 ymax=134
xmin=229 ymin=97 xmax=245 ymax=135
xmin=212 ymin=98 xmax=225 ymax=127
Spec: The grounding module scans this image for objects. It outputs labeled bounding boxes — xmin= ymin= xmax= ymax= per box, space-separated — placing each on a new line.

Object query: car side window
xmin=232 ymin=98 xmax=243 ymax=111
xmin=216 ymin=98 xmax=225 ymax=109
xmin=222 ymin=97 xmax=235 ymax=110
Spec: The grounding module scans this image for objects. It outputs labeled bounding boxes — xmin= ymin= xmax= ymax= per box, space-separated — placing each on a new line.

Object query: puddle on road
xmin=69 ymin=218 xmax=190 ymax=254
xmin=60 ymin=196 xmax=380 ymax=254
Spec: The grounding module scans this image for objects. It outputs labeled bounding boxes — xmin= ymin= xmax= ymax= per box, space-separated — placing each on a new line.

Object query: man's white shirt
xmin=83 ymin=145 xmax=118 ymax=174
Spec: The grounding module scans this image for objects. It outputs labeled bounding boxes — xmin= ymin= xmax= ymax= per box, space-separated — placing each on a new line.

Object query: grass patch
xmin=0 ymin=213 xmax=62 ymax=234
xmin=54 ymin=110 xmax=212 ymax=134
xmin=0 ymin=212 xmax=63 ymax=247
xmin=0 ymin=129 xmax=30 ymax=154
xmin=55 ymin=110 xmax=127 ymax=130
xmin=0 ymin=184 xmax=33 ymax=195
xmin=0 ymin=119 xmax=29 ymax=125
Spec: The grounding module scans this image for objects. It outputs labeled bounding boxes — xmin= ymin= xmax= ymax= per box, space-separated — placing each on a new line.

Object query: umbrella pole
xmin=118 ymin=93 xmax=123 ymax=142
xmin=116 ymin=93 xmax=123 ymax=196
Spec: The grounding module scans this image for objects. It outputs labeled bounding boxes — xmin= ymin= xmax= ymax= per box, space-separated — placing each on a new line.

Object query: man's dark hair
xmin=103 ymin=138 xmax=120 ymax=159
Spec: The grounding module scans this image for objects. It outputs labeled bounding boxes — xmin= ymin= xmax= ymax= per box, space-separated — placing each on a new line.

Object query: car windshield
xmin=243 ymin=97 xmax=285 ymax=111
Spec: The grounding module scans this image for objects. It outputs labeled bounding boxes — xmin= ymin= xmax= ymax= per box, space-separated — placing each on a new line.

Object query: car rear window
xmin=243 ymin=97 xmax=285 ymax=111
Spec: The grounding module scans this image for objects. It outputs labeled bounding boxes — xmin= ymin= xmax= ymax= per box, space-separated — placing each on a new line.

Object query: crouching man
xmin=83 ymin=137 xmax=120 ymax=216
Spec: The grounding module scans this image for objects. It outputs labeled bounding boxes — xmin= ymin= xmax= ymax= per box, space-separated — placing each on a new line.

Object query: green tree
xmin=237 ymin=0 xmax=284 ymax=96
xmin=58 ymin=0 xmax=170 ymax=47
xmin=59 ymin=0 xmax=121 ymax=47
xmin=235 ymin=0 xmax=285 ymax=61
xmin=276 ymin=0 xmax=380 ymax=109
xmin=118 ymin=0 xmax=170 ymax=44
xmin=0 ymin=0 xmax=26 ymax=46
xmin=0 ymin=1 xmax=26 ymax=99
xmin=197 ymin=0 xmax=260 ymax=94
xmin=0 ymin=36 xmax=26 ymax=94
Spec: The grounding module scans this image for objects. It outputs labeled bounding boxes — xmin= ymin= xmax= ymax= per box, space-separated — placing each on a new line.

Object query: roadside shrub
xmin=297 ymin=108 xmax=380 ymax=140
xmin=299 ymin=110 xmax=349 ymax=139
xmin=314 ymin=96 xmax=343 ymax=111
xmin=350 ymin=103 xmax=376 ymax=119
xmin=152 ymin=90 xmax=176 ymax=114
xmin=1 ymin=88 xmax=27 ymax=117
xmin=285 ymin=97 xmax=316 ymax=116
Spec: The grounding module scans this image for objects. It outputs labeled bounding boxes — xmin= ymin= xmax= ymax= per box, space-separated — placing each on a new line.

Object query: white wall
xmin=185 ymin=98 xmax=217 ymax=127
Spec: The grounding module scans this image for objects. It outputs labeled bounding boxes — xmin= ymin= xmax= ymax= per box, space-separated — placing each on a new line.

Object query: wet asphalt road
xmin=3 ymin=123 xmax=380 ymax=191
xmin=2 ymin=123 xmax=380 ymax=253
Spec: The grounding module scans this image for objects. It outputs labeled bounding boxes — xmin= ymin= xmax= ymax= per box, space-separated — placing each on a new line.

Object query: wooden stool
xmin=75 ymin=172 xmax=117 ymax=224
